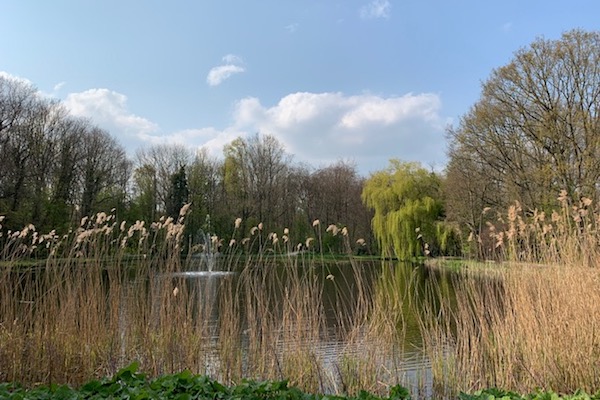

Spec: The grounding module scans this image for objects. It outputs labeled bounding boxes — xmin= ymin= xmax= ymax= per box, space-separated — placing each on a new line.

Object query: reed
xmin=0 ymin=209 xmax=411 ymax=395
xmin=421 ymin=194 xmax=600 ymax=396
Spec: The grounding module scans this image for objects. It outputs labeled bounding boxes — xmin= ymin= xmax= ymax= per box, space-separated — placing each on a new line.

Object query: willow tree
xmin=362 ymin=160 xmax=445 ymax=259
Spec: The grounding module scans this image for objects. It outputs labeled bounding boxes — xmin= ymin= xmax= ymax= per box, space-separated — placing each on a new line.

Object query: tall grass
xmin=421 ymin=193 xmax=600 ymax=396
xmin=0 ymin=210 xmax=413 ymax=395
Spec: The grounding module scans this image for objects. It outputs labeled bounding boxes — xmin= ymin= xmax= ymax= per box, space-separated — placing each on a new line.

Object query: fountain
xmin=172 ymin=230 xmax=233 ymax=278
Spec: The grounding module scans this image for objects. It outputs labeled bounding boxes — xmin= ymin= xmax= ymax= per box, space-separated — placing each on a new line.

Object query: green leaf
xmin=389 ymin=384 xmax=411 ymax=400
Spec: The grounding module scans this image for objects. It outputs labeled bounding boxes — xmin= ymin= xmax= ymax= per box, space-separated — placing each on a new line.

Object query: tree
xmin=222 ymin=133 xmax=292 ymax=233
xmin=186 ymin=148 xmax=223 ymax=237
xmin=362 ymin=160 xmax=446 ymax=259
xmin=0 ymin=76 xmax=46 ymax=228
xmin=46 ymin=116 xmax=87 ymax=230
xmin=0 ymin=73 xmax=134 ymax=231
xmin=78 ymin=127 xmax=130 ymax=218
xmin=131 ymin=163 xmax=158 ymax=222
xmin=0 ymin=76 xmax=83 ymax=231
xmin=300 ymin=160 xmax=373 ymax=253
xmin=134 ymin=144 xmax=192 ymax=215
xmin=166 ymin=165 xmax=189 ymax=219
xmin=447 ymin=29 xmax=600 ymax=220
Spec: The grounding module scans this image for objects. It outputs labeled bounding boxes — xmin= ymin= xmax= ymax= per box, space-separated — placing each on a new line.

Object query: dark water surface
xmin=163 ymin=258 xmax=457 ymax=395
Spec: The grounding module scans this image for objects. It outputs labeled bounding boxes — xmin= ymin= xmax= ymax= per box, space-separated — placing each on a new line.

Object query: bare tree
xmin=77 ymin=127 xmax=130 ymax=218
xmin=0 ymin=76 xmax=43 ymax=215
xmin=47 ymin=117 xmax=87 ymax=227
xmin=447 ymin=29 xmax=600 ymax=216
xmin=222 ymin=133 xmax=292 ymax=232
xmin=311 ymin=161 xmax=372 ymax=250
xmin=134 ymin=144 xmax=192 ymax=216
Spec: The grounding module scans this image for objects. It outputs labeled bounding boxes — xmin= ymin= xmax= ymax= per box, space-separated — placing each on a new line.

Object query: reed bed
xmin=421 ymin=194 xmax=600 ymax=397
xmin=0 ymin=209 xmax=413 ymax=395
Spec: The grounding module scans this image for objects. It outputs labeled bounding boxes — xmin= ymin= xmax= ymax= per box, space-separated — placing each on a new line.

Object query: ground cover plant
xmin=0 ymin=362 xmax=412 ymax=400
xmin=4 ymin=364 xmax=600 ymax=399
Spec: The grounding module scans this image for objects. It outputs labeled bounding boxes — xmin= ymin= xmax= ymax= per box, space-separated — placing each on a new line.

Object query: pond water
xmin=162 ymin=258 xmax=457 ymax=395
xmin=3 ymin=255 xmax=458 ymax=396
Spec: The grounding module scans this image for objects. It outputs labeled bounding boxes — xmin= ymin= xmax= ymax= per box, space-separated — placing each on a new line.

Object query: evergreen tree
xmin=167 ymin=165 xmax=189 ymax=219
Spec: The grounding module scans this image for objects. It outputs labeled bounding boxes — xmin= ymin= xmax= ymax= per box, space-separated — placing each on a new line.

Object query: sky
xmin=1 ymin=1 xmax=599 ymax=176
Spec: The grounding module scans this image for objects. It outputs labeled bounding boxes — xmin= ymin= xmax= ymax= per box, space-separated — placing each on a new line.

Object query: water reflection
xmin=7 ymin=255 xmax=458 ymax=396
xmin=157 ymin=259 xmax=456 ymax=395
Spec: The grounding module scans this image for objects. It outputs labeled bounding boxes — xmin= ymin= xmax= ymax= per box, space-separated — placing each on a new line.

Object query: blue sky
xmin=1 ymin=1 xmax=599 ymax=175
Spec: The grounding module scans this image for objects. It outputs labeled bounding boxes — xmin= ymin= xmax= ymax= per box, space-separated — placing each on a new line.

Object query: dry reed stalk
xmin=426 ymin=266 xmax=600 ymax=394
xmin=422 ymin=195 xmax=600 ymax=396
xmin=0 ymin=210 xmax=410 ymax=395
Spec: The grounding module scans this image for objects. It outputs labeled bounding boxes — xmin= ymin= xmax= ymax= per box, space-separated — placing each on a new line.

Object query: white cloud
xmin=339 ymin=94 xmax=441 ymax=129
xmin=222 ymin=54 xmax=243 ymax=64
xmin=502 ymin=22 xmax=513 ymax=32
xmin=285 ymin=23 xmax=299 ymax=33
xmin=2 ymin=71 xmax=448 ymax=174
xmin=0 ymin=71 xmax=35 ymax=86
xmin=52 ymin=82 xmax=448 ymax=174
xmin=63 ymin=88 xmax=159 ymax=148
xmin=206 ymin=54 xmax=245 ymax=86
xmin=207 ymin=65 xmax=245 ymax=86
xmin=0 ymin=71 xmax=65 ymax=99
xmin=53 ymin=81 xmax=66 ymax=92
xmin=230 ymin=92 xmax=446 ymax=172
xmin=360 ymin=0 xmax=391 ymax=20
xmin=151 ymin=91 xmax=447 ymax=175
xmin=139 ymin=126 xmax=243 ymax=155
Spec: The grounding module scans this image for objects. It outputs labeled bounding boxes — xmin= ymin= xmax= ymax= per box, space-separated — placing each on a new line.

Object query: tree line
xmin=363 ymin=29 xmax=600 ymax=260
xmin=0 ymin=79 xmax=130 ymax=233
xmin=2 ymin=29 xmax=599 ymax=259
xmin=0 ymin=80 xmax=372 ymax=252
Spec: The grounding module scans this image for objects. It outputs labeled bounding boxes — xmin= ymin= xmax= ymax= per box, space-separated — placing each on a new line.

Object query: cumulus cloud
xmin=206 ymin=54 xmax=245 ymax=86
xmin=229 ymin=92 xmax=446 ymax=172
xmin=150 ymin=91 xmax=447 ymax=174
xmin=63 ymin=88 xmax=159 ymax=148
xmin=58 ymin=84 xmax=448 ymax=174
xmin=139 ymin=126 xmax=244 ymax=155
xmin=360 ymin=0 xmax=391 ymax=20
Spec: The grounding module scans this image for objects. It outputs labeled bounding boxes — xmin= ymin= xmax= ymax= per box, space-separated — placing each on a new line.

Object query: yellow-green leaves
xmin=362 ymin=160 xmax=443 ymax=260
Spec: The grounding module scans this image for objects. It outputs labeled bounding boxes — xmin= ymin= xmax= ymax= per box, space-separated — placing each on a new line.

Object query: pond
xmin=157 ymin=257 xmax=457 ymax=395
xmin=0 ymin=254 xmax=458 ymax=397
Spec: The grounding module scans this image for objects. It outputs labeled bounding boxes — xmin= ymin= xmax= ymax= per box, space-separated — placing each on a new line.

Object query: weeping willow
xmin=362 ymin=160 xmax=444 ymax=260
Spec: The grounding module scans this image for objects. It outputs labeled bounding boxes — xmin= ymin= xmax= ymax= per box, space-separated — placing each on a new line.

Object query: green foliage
xmin=4 ymin=366 xmax=600 ymax=400
xmin=445 ymin=29 xmax=600 ymax=230
xmin=167 ymin=165 xmax=189 ymax=219
xmin=0 ymin=363 xmax=411 ymax=400
xmin=362 ymin=160 xmax=444 ymax=259
xmin=458 ymin=388 xmax=600 ymax=400
xmin=132 ymin=163 xmax=158 ymax=222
